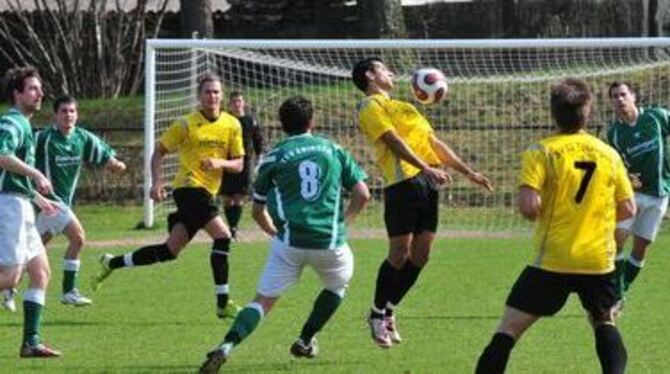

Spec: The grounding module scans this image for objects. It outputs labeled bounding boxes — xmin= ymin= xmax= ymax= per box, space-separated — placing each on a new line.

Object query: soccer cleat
xmin=367 ymin=317 xmax=392 ymax=349
xmin=2 ymin=288 xmax=17 ymax=312
xmin=385 ymin=315 xmax=402 ymax=344
xmin=199 ymin=347 xmax=229 ymax=374
xmin=19 ymin=342 xmax=62 ymax=358
xmin=216 ymin=299 xmax=242 ymax=319
xmin=91 ymin=253 xmax=114 ymax=292
xmin=290 ymin=337 xmax=319 ymax=359
xmin=61 ymin=289 xmax=93 ymax=306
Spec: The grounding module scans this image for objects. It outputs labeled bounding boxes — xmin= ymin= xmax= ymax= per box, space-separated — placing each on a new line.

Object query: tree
xmin=0 ymin=0 xmax=169 ymax=99
xmin=358 ymin=0 xmax=407 ymax=38
xmin=180 ymin=0 xmax=213 ymax=38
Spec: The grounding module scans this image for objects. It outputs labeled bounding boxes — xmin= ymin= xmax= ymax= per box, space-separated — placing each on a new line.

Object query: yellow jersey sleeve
xmin=519 ymin=143 xmax=546 ymax=191
xmin=359 ymin=97 xmax=394 ymax=142
xmin=228 ymin=119 xmax=245 ymax=158
xmin=159 ymin=119 xmax=187 ymax=153
xmin=613 ymin=155 xmax=634 ymax=202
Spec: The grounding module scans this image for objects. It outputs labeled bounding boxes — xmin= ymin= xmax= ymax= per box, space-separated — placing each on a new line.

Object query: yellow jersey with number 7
xmin=519 ymin=131 xmax=633 ymax=274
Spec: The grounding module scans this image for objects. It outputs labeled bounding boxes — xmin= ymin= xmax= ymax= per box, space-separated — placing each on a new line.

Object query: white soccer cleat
xmin=367 ymin=317 xmax=393 ymax=349
xmin=385 ymin=315 xmax=402 ymax=344
xmin=61 ymin=289 xmax=92 ymax=306
xmin=2 ymin=288 xmax=17 ymax=312
xmin=91 ymin=253 xmax=114 ymax=292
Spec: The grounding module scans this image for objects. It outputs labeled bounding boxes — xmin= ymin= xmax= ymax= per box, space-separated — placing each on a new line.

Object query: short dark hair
xmin=229 ymin=91 xmax=243 ymax=100
xmin=197 ymin=72 xmax=222 ymax=94
xmin=279 ymin=96 xmax=313 ymax=135
xmin=550 ymin=77 xmax=592 ymax=133
xmin=53 ymin=95 xmax=77 ymax=113
xmin=608 ymin=81 xmax=634 ymax=98
xmin=351 ymin=57 xmax=383 ymax=92
xmin=2 ymin=66 xmax=41 ymax=105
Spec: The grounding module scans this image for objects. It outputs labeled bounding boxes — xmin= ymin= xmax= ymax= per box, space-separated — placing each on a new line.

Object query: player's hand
xmin=31 ymin=172 xmax=53 ymax=195
xmin=108 ymin=159 xmax=127 ymax=173
xmin=200 ymin=158 xmax=221 ymax=171
xmin=468 ymin=171 xmax=494 ymax=192
xmin=32 ymin=193 xmax=59 ymax=217
xmin=150 ymin=183 xmax=167 ymax=202
xmin=423 ymin=167 xmax=451 ymax=188
xmin=629 ymin=173 xmax=642 ymax=190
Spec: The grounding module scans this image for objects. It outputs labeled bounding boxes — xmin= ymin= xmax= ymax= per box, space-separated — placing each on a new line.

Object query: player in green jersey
xmin=199 ymin=96 xmax=370 ymax=373
xmin=606 ymin=81 xmax=670 ymax=300
xmin=34 ymin=95 xmax=125 ymax=306
xmin=0 ymin=66 xmax=61 ymax=357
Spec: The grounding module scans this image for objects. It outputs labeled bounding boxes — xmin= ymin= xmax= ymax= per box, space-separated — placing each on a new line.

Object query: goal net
xmin=144 ymin=38 xmax=670 ymax=232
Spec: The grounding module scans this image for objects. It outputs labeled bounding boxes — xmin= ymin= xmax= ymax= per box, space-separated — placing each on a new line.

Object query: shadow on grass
xmin=0 ymin=319 xmax=216 ymax=328
xmin=402 ymin=313 xmax=584 ymax=320
xmin=202 ymin=358 xmax=367 ymax=373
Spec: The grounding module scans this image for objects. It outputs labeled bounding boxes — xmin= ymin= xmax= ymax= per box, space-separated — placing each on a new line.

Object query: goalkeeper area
xmin=144 ymin=38 xmax=670 ymax=232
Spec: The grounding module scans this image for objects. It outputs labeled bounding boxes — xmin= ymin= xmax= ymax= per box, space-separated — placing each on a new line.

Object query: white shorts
xmin=617 ymin=193 xmax=669 ymax=242
xmin=0 ymin=193 xmax=46 ymax=266
xmin=36 ymin=202 xmax=75 ymax=236
xmin=256 ymin=238 xmax=354 ymax=298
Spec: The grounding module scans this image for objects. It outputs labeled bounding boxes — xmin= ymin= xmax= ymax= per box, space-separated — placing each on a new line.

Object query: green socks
xmin=23 ymin=289 xmax=45 ymax=346
xmin=623 ymin=257 xmax=643 ymax=292
xmin=63 ymin=259 xmax=80 ymax=293
xmin=300 ymin=289 xmax=343 ymax=343
xmin=223 ymin=303 xmax=263 ymax=346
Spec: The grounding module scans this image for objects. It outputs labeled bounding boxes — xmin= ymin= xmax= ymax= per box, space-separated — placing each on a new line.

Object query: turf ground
xmin=3 ymin=205 xmax=669 ymax=373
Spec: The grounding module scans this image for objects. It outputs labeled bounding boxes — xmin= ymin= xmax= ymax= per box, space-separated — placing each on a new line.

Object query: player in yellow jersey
xmin=475 ymin=78 xmax=637 ymax=374
xmin=92 ymin=72 xmax=245 ymax=320
xmin=352 ymin=57 xmax=493 ymax=348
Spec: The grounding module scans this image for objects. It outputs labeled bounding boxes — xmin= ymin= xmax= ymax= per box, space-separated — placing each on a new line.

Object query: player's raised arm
xmin=430 ymin=134 xmax=492 ymax=191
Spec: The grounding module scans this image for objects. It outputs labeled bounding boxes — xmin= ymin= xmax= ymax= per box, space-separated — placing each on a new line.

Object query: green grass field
xmin=3 ymin=205 xmax=669 ymax=373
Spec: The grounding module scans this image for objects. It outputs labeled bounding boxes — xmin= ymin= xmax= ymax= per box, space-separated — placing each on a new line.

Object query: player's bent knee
xmin=326 ymin=286 xmax=347 ymax=298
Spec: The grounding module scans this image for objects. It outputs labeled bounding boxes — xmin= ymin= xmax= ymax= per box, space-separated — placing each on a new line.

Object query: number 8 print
xmin=299 ymin=160 xmax=321 ymax=200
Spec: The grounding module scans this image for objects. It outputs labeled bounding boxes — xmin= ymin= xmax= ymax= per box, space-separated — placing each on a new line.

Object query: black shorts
xmin=220 ymin=157 xmax=252 ymax=195
xmin=167 ymin=187 xmax=219 ymax=240
xmin=383 ymin=172 xmax=439 ymax=237
xmin=506 ymin=266 xmax=619 ymax=321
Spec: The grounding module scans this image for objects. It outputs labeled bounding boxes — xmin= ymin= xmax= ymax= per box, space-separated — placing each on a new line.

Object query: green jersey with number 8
xmin=253 ymin=133 xmax=367 ymax=249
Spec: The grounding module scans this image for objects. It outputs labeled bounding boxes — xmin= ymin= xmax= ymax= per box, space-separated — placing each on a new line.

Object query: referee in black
xmin=220 ymin=91 xmax=264 ymax=240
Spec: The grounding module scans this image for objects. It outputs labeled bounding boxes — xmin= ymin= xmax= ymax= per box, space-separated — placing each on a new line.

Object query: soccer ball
xmin=410 ymin=68 xmax=448 ymax=105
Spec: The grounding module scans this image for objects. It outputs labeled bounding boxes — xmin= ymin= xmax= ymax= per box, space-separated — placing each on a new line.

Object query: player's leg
xmin=622 ymin=195 xmax=668 ymax=292
xmin=93 ymin=189 xmax=210 ymax=290
xmin=579 ymin=272 xmax=627 ymax=374
xmin=1 ymin=195 xmax=34 ymax=312
xmin=384 ymin=175 xmax=439 ymax=343
xmin=293 ymin=244 xmax=354 ymax=358
xmin=21 ymin=248 xmax=61 ymax=357
xmin=92 ymin=222 xmax=188 ymax=291
xmin=368 ymin=177 xmax=423 ymax=348
xmin=200 ymin=238 xmax=299 ymax=372
xmin=200 ymin=295 xmax=276 ymax=374
xmin=223 ymin=194 xmax=244 ymax=241
xmin=476 ymin=267 xmax=568 ymax=373
xmin=613 ymin=227 xmax=630 ymax=296
xmin=203 ymin=216 xmax=238 ymax=318
xmin=60 ymin=215 xmax=92 ymax=306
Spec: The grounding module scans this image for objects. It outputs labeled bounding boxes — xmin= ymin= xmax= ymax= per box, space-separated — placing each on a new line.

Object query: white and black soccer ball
xmin=410 ymin=68 xmax=448 ymax=105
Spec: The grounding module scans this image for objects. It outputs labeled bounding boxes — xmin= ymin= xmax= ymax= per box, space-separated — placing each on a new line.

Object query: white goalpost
xmin=144 ymin=38 xmax=670 ymax=231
